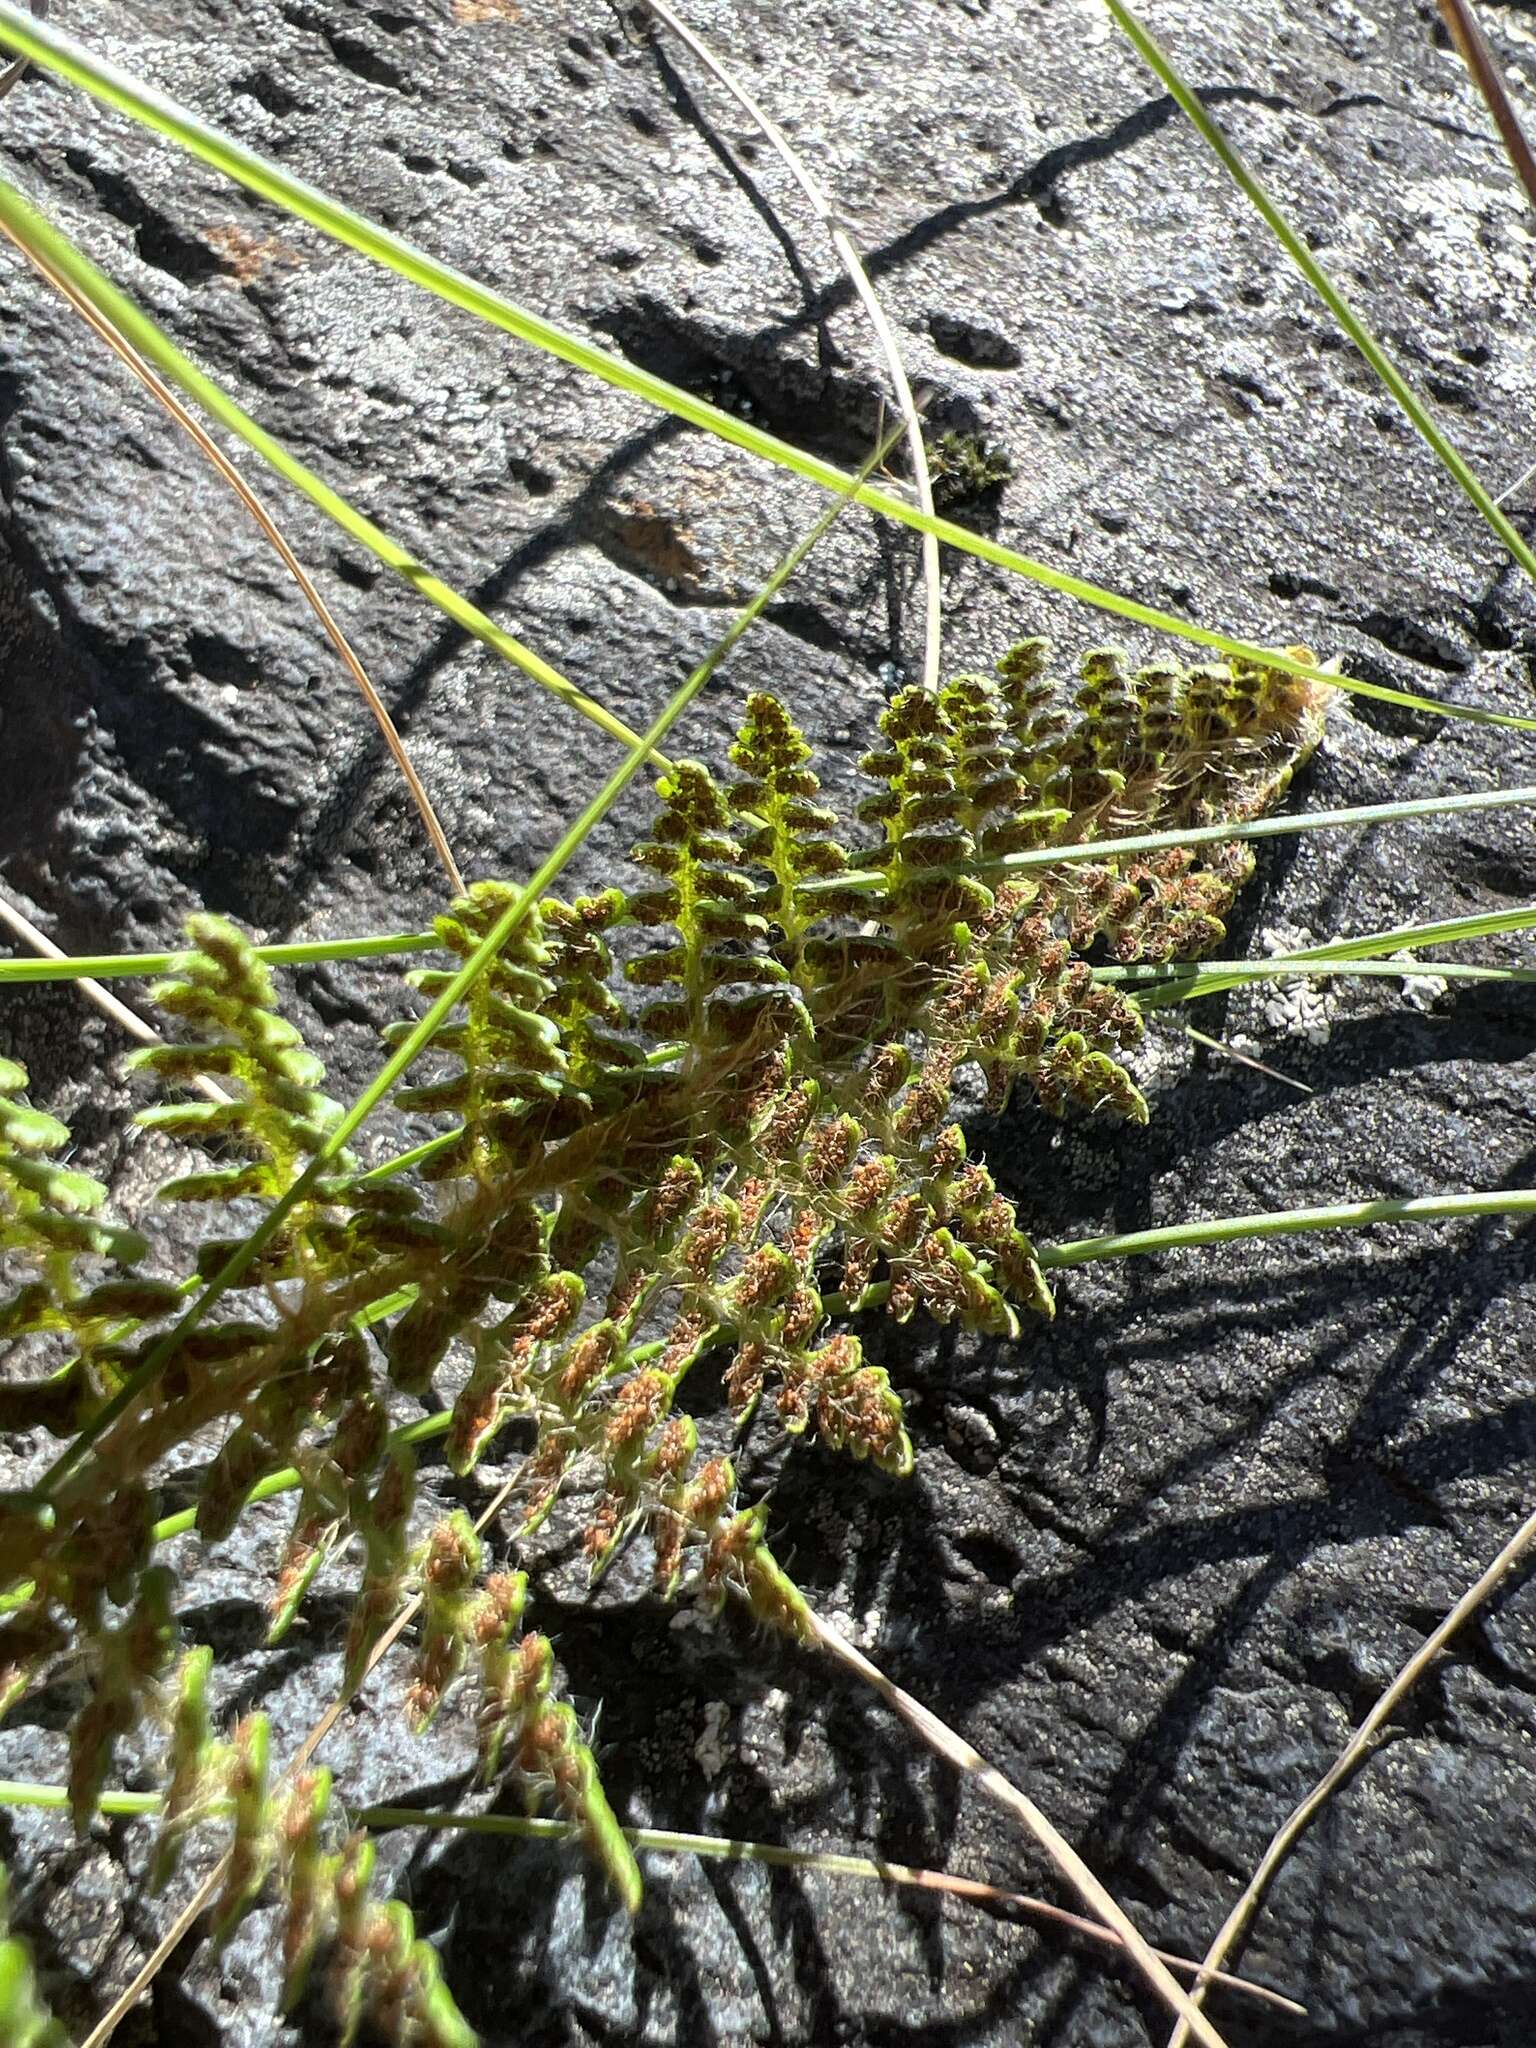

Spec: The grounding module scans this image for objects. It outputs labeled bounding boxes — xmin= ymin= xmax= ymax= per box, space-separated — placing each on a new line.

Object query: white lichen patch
xmin=1391 ymin=951 xmax=1449 ymax=1014
xmin=826 ymin=1603 xmax=885 ymax=1651
xmin=1258 ymin=924 xmax=1334 ymax=1045
xmin=694 ymin=1700 xmax=731 ymax=1781
xmin=738 ymin=1689 xmax=790 ymax=1771
xmin=1077 ymin=0 xmax=1112 ymax=45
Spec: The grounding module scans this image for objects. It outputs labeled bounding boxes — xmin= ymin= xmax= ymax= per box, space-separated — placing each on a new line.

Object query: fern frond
xmin=0 ymin=633 xmax=1330 ymax=2037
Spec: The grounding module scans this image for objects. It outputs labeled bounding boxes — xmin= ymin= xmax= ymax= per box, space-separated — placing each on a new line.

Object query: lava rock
xmin=3 ymin=3 xmax=1536 ymax=2045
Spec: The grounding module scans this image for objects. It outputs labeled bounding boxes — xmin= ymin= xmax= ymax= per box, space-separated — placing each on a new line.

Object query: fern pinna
xmin=0 ymin=640 xmax=1327 ymax=2041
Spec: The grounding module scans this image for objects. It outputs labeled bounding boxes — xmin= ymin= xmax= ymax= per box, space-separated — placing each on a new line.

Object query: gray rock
xmin=3 ymin=2 xmax=1536 ymax=2044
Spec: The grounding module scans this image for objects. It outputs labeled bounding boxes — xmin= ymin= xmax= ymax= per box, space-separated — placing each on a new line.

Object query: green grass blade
xmin=1277 ymin=903 xmax=1536 ymax=959
xmin=0 ymin=930 xmax=440 ymax=985
xmin=802 ymin=781 xmax=1536 ymax=897
xmin=974 ymin=779 xmax=1536 ymax=873
xmin=0 ymin=168 xmax=655 ymax=766
xmin=1041 ymin=1190 xmax=1536 ymax=1269
xmin=1103 ymin=957 xmax=1536 ymax=989
xmin=0 ymin=1782 xmax=165 ymax=1817
xmin=2 ymin=6 xmax=1534 ymax=737
xmin=28 ymin=421 xmax=897 ymax=1504
xmin=1103 ymin=0 xmax=1536 ymax=594
xmin=1127 ymin=902 xmax=1536 ymax=1006
xmin=9 ymin=867 xmax=1532 ymax=992
xmin=0 ymin=1777 xmax=1300 ymax=2010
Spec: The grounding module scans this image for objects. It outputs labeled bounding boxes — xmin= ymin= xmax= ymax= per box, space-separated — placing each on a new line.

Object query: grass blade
xmin=0 ymin=205 xmax=463 ymax=893
xmin=801 ymin=781 xmax=1536 ymax=897
xmin=0 ymin=167 xmax=657 ymax=768
xmin=1437 ymin=0 xmax=1536 ymax=214
xmin=1040 ymin=1189 xmax=1536 ymax=1270
xmin=1103 ymin=0 xmax=1536 ymax=595
xmin=0 ymin=1780 xmax=1301 ymax=2016
xmin=1103 ymin=958 xmax=1536 ymax=989
xmin=0 ymin=929 xmax=440 ymax=984
xmin=1126 ymin=902 xmax=1536 ymax=1005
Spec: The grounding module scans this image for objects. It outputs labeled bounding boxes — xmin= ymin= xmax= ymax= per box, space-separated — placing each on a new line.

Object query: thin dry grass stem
xmin=1165 ymin=1497 xmax=1536 ymax=2048
xmin=5 ymin=1788 xmax=1301 ymax=2017
xmin=1497 ymin=450 xmax=1536 ymax=506
xmin=0 ymin=889 xmax=233 ymax=1108
xmin=80 ymin=1461 xmax=529 ymax=2045
xmin=805 ymin=1610 xmax=1237 ymax=2048
xmin=638 ymin=0 xmax=943 ymax=691
xmin=349 ymin=1808 xmax=1299 ymax=2015
xmin=0 ymin=221 xmax=466 ymax=896
xmin=1437 ymin=0 xmax=1536 ymax=213
xmin=1181 ymin=1023 xmax=1313 ymax=1096
xmin=80 ymin=1885 xmax=212 ymax=2048
xmin=863 ymin=1870 xmax=1300 ymax=2014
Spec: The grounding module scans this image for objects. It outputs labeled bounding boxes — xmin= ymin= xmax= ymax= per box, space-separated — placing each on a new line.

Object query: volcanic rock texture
xmin=4 ymin=1 xmax=1536 ymax=2043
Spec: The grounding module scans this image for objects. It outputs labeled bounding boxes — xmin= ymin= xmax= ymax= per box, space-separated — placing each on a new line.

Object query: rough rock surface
xmin=3 ymin=0 xmax=1536 ymax=2043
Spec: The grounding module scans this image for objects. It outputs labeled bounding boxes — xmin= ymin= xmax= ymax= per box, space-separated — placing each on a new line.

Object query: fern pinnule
xmin=68 ymin=1563 xmax=175 ymax=1831
xmin=343 ymin=1443 xmax=419 ymax=1690
xmin=626 ymin=759 xmax=785 ymax=1051
xmin=147 ymin=1651 xmax=477 ymax=2040
xmin=858 ymin=686 xmax=993 ymax=983
xmin=0 ymin=1054 xmax=159 ymax=1436
xmin=0 ymin=1863 xmax=68 ymax=2048
xmin=133 ymin=913 xmax=347 ymax=1199
xmin=728 ymin=689 xmax=855 ymax=955
xmin=474 ymin=1608 xmax=641 ymax=1909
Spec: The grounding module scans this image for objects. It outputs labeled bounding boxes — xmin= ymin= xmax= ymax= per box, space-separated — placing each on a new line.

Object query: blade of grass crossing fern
xmin=0 ymin=169 xmax=657 ymax=769
xmin=1102 ymin=0 xmax=1536 ymax=594
xmin=837 ymin=1191 xmax=1536 ymax=1320
xmin=0 ymin=929 xmax=440 ymax=985
xmin=1 ymin=7 xmax=1534 ymax=736
xmin=164 ymin=825 xmax=1536 ymax=1196
xmin=801 ymin=781 xmax=1536 ymax=897
xmin=284 ymin=814 xmax=1536 ymax=1196
xmin=1103 ymin=958 xmax=1536 ymax=990
xmin=0 ymin=890 xmax=231 ymax=1106
xmin=6 ymin=862 xmax=1533 ymax=997
xmin=0 ymin=1782 xmax=1302 ymax=2015
xmin=29 ymin=423 xmax=904 ymax=1501
xmin=362 ymin=1813 xmax=1301 ymax=2015
xmin=1040 ymin=1190 xmax=1536 ymax=1269
xmin=1122 ymin=902 xmax=1536 ymax=1006
xmin=9 ymin=888 xmax=1530 ymax=991
xmin=973 ymin=781 xmax=1536 ymax=873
